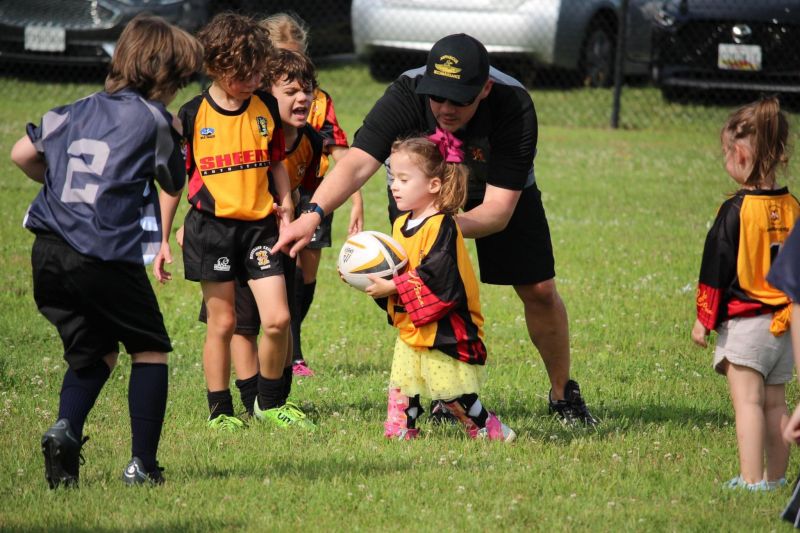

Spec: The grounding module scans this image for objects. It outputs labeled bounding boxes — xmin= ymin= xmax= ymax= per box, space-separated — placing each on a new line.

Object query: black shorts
xmin=296 ymin=187 xmax=333 ymax=249
xmin=31 ymin=233 xmax=171 ymax=370
xmin=465 ymin=184 xmax=555 ymax=286
xmin=197 ymin=253 xmax=297 ymax=336
xmin=183 ymin=208 xmax=284 ymax=283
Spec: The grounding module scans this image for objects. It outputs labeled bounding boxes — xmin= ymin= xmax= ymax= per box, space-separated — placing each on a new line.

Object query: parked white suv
xmin=351 ymin=0 xmax=658 ymax=86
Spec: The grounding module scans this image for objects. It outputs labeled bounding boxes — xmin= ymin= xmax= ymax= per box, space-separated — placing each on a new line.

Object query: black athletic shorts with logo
xmin=197 ymin=252 xmax=297 ymax=336
xmin=31 ymin=232 xmax=172 ymax=370
xmin=183 ymin=208 xmax=284 ymax=283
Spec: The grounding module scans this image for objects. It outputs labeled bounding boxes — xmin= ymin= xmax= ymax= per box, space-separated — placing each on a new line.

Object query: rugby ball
xmin=337 ymin=231 xmax=408 ymax=291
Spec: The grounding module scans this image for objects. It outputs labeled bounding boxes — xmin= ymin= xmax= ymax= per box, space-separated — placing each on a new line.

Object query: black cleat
xmin=41 ymin=418 xmax=87 ymax=489
xmin=428 ymin=400 xmax=457 ymax=425
xmin=122 ymin=457 xmax=165 ymax=486
xmin=549 ymin=379 xmax=599 ymax=426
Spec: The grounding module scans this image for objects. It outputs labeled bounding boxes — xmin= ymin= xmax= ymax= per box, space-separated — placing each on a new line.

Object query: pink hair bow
xmin=427 ymin=127 xmax=464 ymax=164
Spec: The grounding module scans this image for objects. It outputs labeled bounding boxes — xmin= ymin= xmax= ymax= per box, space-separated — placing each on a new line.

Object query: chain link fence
xmin=1 ymin=0 xmax=798 ymax=131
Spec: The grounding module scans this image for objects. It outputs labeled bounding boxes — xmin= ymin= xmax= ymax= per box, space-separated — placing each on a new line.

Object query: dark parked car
xmin=0 ymin=0 xmax=352 ymax=70
xmin=652 ymin=0 xmax=800 ymax=99
xmin=0 ymin=0 xmax=208 ymax=67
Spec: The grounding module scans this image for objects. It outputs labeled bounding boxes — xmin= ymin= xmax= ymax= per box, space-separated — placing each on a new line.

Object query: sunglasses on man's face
xmin=428 ymin=94 xmax=475 ymax=107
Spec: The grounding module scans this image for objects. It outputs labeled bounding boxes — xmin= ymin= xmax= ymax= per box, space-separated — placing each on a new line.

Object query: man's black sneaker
xmin=41 ymin=418 xmax=87 ymax=489
xmin=122 ymin=457 xmax=165 ymax=486
xmin=548 ymin=379 xmax=599 ymax=426
xmin=428 ymin=400 xmax=457 ymax=425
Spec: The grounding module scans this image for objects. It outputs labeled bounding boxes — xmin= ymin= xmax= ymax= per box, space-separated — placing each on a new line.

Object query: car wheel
xmin=660 ymin=85 xmax=686 ymax=103
xmin=580 ymin=22 xmax=615 ymax=88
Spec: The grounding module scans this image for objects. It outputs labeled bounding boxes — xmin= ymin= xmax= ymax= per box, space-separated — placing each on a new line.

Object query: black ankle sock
xmin=129 ymin=363 xmax=168 ymax=472
xmin=257 ymin=375 xmax=284 ymax=410
xmin=207 ymin=389 xmax=234 ymax=419
xmin=280 ymin=366 xmax=293 ymax=404
xmin=457 ymin=393 xmax=488 ymax=427
xmin=235 ymin=374 xmax=258 ymax=416
xmin=58 ymin=360 xmax=111 ymax=439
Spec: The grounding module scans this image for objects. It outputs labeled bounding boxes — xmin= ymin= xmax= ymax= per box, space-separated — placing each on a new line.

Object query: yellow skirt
xmin=389 ymin=337 xmax=487 ymax=400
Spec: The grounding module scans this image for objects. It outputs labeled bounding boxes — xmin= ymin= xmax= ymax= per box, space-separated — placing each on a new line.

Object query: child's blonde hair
xmin=259 ymin=12 xmax=309 ymax=52
xmin=391 ymin=136 xmax=468 ymax=215
xmin=197 ymin=13 xmax=272 ymax=82
xmin=722 ymin=96 xmax=790 ymax=188
xmin=105 ymin=13 xmax=202 ymax=103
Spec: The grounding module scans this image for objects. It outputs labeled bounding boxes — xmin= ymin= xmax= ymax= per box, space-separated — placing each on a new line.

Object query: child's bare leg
xmin=249 ymin=276 xmax=290 ymax=379
xmin=792 ymin=303 xmax=800 ymax=372
xmin=231 ymin=334 xmax=258 ymax=378
xmin=726 ymin=362 xmax=766 ymax=483
xmin=298 ymin=249 xmax=322 ymax=284
xmin=764 ymin=383 xmax=790 ymax=481
xmin=201 ymin=281 xmax=236 ymax=391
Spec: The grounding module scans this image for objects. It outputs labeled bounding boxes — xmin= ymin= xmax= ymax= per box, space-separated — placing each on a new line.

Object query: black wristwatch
xmin=300 ymin=202 xmax=325 ymax=221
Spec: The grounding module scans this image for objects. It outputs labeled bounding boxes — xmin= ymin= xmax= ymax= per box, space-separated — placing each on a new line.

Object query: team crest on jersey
xmin=256 ymin=116 xmax=268 ymax=137
xmin=469 ymin=146 xmax=486 ymax=162
xmin=250 ymin=245 xmax=272 ymax=270
xmin=200 ymin=127 xmax=215 ymax=139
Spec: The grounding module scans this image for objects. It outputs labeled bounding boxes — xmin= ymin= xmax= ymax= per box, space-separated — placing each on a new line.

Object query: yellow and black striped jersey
xmin=387 ymin=213 xmax=486 ymax=364
xmin=308 ymin=88 xmax=348 ymax=180
xmin=179 ymin=89 xmax=285 ymax=221
xmin=697 ymin=187 xmax=800 ymax=330
xmin=274 ymin=123 xmax=323 ymax=192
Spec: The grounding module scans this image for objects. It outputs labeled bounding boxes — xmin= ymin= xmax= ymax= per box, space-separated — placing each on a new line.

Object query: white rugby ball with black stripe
xmin=337 ymin=231 xmax=408 ymax=292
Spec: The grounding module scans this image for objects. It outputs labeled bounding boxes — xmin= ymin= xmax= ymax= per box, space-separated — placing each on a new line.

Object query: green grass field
xmin=1 ymin=63 xmax=800 ymax=531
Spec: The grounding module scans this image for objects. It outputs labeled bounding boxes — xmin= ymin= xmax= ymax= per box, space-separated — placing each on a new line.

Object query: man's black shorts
xmin=31 ymin=233 xmax=171 ymax=370
xmin=465 ymin=184 xmax=555 ymax=286
xmin=183 ymin=208 xmax=284 ymax=283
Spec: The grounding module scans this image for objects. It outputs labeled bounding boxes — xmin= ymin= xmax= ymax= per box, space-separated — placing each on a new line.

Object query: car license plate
xmin=718 ymin=43 xmax=761 ymax=71
xmin=24 ymin=25 xmax=66 ymax=52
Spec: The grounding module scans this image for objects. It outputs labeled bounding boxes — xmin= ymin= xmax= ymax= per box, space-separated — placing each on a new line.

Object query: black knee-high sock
xmin=281 ymin=366 xmax=293 ymax=404
xmin=58 ymin=360 xmax=111 ymax=439
xmin=207 ymin=389 xmax=234 ymax=419
xmin=235 ymin=374 xmax=258 ymax=416
xmin=291 ymin=268 xmax=304 ymax=360
xmin=128 ymin=363 xmax=168 ymax=472
xmin=292 ymin=279 xmax=318 ymax=361
xmin=257 ymin=375 xmax=284 ymax=410
xmin=457 ymin=393 xmax=489 ymax=427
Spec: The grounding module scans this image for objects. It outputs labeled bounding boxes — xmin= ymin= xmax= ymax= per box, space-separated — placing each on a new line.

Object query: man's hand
xmin=691 ymin=319 xmax=709 ymax=347
xmin=153 ymin=241 xmax=173 ymax=283
xmin=272 ymin=212 xmax=319 ymax=258
xmin=365 ymin=275 xmax=397 ymax=298
xmin=348 ymin=191 xmax=364 ymax=236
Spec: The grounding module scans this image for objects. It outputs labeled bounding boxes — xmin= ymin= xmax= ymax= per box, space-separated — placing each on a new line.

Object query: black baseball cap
xmin=415 ymin=33 xmax=490 ymax=104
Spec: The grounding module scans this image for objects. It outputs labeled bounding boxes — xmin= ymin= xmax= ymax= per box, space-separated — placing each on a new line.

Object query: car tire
xmin=580 ymin=21 xmax=615 ymax=88
xmin=660 ymin=85 xmax=686 ymax=103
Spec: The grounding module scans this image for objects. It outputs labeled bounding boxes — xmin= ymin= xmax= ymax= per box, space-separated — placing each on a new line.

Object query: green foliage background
xmin=1 ymin=64 xmax=799 ymax=531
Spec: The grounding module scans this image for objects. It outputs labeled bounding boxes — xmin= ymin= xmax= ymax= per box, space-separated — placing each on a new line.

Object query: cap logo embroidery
xmin=433 ymin=55 xmax=462 ymax=79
